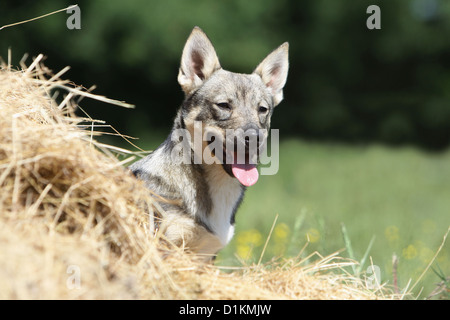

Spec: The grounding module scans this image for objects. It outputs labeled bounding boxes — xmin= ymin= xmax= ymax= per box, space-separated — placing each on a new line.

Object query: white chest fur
xmin=202 ymin=165 xmax=243 ymax=247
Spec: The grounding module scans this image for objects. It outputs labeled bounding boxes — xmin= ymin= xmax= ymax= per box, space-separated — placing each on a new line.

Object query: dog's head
xmin=177 ymin=27 xmax=289 ymax=186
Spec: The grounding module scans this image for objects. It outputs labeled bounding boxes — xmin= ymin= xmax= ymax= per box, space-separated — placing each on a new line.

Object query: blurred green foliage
xmin=2 ymin=1 xmax=449 ymax=298
xmin=218 ymin=140 xmax=450 ymax=298
xmin=2 ymin=0 xmax=450 ymax=150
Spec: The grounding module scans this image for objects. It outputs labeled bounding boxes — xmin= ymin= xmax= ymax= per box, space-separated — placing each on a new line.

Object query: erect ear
xmin=253 ymin=42 xmax=289 ymax=106
xmin=177 ymin=26 xmax=221 ymax=95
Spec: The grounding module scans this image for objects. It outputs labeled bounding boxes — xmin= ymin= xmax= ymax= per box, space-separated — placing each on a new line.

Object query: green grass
xmin=216 ymin=139 xmax=450 ymax=299
xmin=120 ymin=132 xmax=449 ymax=298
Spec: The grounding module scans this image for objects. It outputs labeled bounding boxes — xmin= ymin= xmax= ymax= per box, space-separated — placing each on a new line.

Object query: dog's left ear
xmin=254 ymin=43 xmax=289 ymax=106
xmin=178 ymin=27 xmax=221 ymax=95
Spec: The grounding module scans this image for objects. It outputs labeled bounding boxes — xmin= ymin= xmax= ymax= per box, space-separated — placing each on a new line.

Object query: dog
xmin=130 ymin=27 xmax=288 ymax=258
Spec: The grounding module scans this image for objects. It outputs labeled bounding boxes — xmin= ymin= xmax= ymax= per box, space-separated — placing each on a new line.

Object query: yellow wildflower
xmin=306 ymin=228 xmax=320 ymax=243
xmin=402 ymin=244 xmax=418 ymax=260
xmin=274 ymin=223 xmax=290 ymax=241
xmin=385 ymin=225 xmax=399 ymax=242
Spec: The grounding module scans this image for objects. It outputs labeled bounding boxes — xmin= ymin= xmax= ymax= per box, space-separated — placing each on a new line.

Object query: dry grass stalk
xmin=0 ymin=55 xmax=398 ymax=299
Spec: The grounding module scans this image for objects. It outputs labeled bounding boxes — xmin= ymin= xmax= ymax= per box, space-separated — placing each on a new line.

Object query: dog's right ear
xmin=178 ymin=27 xmax=221 ymax=95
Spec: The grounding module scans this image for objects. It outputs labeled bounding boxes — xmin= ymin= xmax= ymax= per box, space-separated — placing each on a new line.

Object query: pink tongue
xmin=231 ymin=164 xmax=259 ymax=187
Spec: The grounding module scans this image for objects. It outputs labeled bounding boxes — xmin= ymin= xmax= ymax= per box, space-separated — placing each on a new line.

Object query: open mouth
xmin=206 ymin=133 xmax=261 ymax=187
xmin=221 ymin=143 xmax=259 ymax=187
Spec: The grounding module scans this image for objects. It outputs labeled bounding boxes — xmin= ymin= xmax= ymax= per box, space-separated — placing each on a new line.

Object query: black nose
xmin=244 ymin=129 xmax=259 ymax=147
xmin=231 ymin=125 xmax=265 ymax=154
xmin=241 ymin=125 xmax=265 ymax=150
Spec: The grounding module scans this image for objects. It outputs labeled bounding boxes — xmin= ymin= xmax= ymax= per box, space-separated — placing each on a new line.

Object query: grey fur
xmin=129 ymin=27 xmax=289 ymax=258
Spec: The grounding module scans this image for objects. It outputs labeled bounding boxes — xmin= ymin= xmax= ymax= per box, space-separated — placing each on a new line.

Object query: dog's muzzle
xmin=220 ymin=125 xmax=266 ymax=187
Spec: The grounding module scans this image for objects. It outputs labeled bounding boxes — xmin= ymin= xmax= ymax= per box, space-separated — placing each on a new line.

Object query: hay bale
xmin=0 ymin=56 xmax=396 ymax=299
xmin=0 ymin=57 xmax=165 ymax=299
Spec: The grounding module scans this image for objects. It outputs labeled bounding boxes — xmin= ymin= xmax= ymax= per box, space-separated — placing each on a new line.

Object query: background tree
xmin=2 ymin=0 xmax=450 ymax=150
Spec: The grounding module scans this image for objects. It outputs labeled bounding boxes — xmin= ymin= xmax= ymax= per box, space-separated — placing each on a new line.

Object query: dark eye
xmin=216 ymin=102 xmax=231 ymax=110
xmin=259 ymin=106 xmax=268 ymax=113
